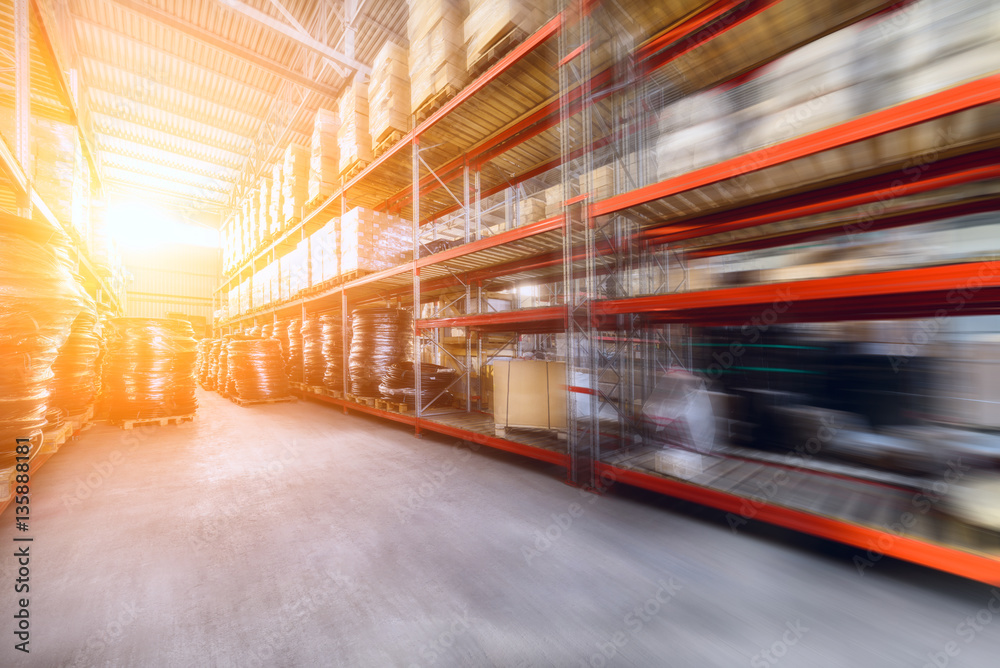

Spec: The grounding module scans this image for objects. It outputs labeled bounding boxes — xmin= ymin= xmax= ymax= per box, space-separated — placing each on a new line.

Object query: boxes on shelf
xmin=464 ymin=0 xmax=547 ymax=70
xmin=340 ymin=207 xmax=411 ymax=274
xmin=283 ymin=241 xmax=310 ymax=296
xmin=518 ymin=197 xmax=546 ymax=226
xmin=491 ymin=360 xmax=567 ymax=433
xmin=282 ymin=143 xmax=309 ymax=226
xmin=309 ymin=216 xmax=340 ymax=285
xmin=578 ymin=165 xmax=614 ymax=202
xmin=239 ymin=277 xmax=251 ymax=314
xmin=408 ymin=0 xmax=467 ymax=114
xmin=369 ymin=41 xmax=410 ymax=147
xmin=309 ymin=108 xmax=340 ymax=204
xmin=543 ymin=184 xmax=562 ymax=218
xmin=259 ymin=176 xmax=272 ymax=242
xmin=338 ymin=77 xmax=373 ymax=174
xmin=269 ymin=163 xmax=284 ymax=236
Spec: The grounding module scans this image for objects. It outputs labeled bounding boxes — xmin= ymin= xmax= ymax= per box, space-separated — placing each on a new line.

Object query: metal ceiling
xmin=28 ymin=0 xmax=409 ymax=225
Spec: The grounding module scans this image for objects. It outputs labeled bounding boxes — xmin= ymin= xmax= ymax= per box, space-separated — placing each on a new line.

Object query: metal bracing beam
xmin=218 ymin=0 xmax=371 ymax=76
xmin=95 ymin=139 xmax=240 ymax=182
xmin=101 ymin=159 xmax=231 ymax=194
xmin=93 ymin=130 xmax=243 ymax=170
xmin=89 ymin=110 xmax=252 ymax=158
xmin=95 ymin=0 xmax=341 ymax=99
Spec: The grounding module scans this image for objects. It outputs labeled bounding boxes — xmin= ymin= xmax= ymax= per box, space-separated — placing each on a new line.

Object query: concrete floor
xmin=2 ymin=389 xmax=999 ymax=667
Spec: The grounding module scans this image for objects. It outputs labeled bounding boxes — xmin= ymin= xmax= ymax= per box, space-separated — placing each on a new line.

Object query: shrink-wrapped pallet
xmin=259 ymin=176 xmax=272 ymax=241
xmin=369 ymin=42 xmax=410 ymax=148
xmin=340 ymin=207 xmax=412 ymax=274
xmin=282 ymin=143 xmax=309 ymax=225
xmin=464 ymin=0 xmax=548 ymax=71
xmin=408 ymin=0 xmax=467 ymax=114
xmin=269 ymin=163 xmax=284 ymax=236
xmin=309 ymin=108 xmax=340 ymax=203
xmin=309 ymin=216 xmax=340 ymax=284
xmin=338 ymin=78 xmax=373 ymax=174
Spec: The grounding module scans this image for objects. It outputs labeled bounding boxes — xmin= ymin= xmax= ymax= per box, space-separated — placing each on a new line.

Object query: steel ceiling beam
xmin=218 ymin=0 xmax=371 ymax=76
xmin=97 ymin=0 xmax=341 ymax=99
xmin=95 ymin=139 xmax=240 ymax=181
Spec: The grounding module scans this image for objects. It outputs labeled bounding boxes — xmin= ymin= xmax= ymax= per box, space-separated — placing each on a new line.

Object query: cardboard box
xmin=309 ymin=109 xmax=340 ymax=203
xmin=491 ymin=360 xmax=567 ymax=432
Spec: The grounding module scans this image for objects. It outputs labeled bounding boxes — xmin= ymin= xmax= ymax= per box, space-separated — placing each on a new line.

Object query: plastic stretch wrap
xmin=216 ymin=338 xmax=229 ymax=394
xmin=379 ymin=362 xmax=456 ymax=407
xmin=102 ymin=318 xmax=198 ymax=422
xmin=227 ymin=338 xmax=291 ymax=401
xmin=349 ymin=307 xmax=411 ymax=397
xmin=273 ymin=320 xmax=290 ymax=372
xmin=203 ymin=339 xmax=220 ymax=391
xmin=49 ymin=305 xmax=102 ymax=417
xmin=0 ymin=223 xmax=83 ymax=469
xmin=302 ymin=316 xmax=326 ymax=386
xmin=321 ymin=313 xmax=345 ymax=391
xmin=196 ymin=339 xmax=217 ymax=388
xmin=287 ymin=319 xmax=303 ymax=381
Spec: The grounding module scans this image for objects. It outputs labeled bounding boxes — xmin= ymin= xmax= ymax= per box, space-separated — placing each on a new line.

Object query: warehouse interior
xmin=2 ymin=0 xmax=1000 ymax=665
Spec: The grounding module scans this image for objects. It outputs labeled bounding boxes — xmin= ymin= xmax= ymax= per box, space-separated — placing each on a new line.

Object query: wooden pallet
xmin=311 ymin=386 xmax=345 ymax=399
xmin=39 ymin=422 xmax=73 ymax=454
xmin=373 ymin=130 xmax=405 ymax=159
xmin=120 ymin=414 xmax=195 ymax=430
xmin=469 ymin=28 xmax=527 ymax=79
xmin=348 ymin=394 xmax=378 ymax=408
xmin=414 ymin=85 xmax=460 ymax=125
xmin=376 ymin=399 xmax=412 ymax=414
xmin=229 ymin=395 xmax=296 ymax=407
xmin=340 ymin=159 xmax=370 ymax=181
xmin=338 ymin=269 xmax=371 ymax=285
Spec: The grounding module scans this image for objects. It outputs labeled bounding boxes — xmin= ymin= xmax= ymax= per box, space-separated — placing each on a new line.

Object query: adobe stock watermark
xmin=62 ymin=601 xmax=142 ymax=668
xmin=406 ymin=607 xmax=473 ymax=668
xmin=521 ymin=470 xmax=618 ymax=565
xmin=922 ymin=589 xmax=1000 ymax=668
xmin=750 ymin=620 xmax=810 ymax=667
xmin=577 ymin=576 xmax=683 ymax=668
xmin=726 ymin=413 xmax=841 ymax=532
xmin=854 ymin=457 xmax=971 ymax=575
xmin=395 ymin=439 xmax=482 ymax=523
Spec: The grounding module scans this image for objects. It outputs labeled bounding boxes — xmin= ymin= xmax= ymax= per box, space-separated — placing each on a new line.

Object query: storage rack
xmin=214 ymin=0 xmax=1000 ymax=585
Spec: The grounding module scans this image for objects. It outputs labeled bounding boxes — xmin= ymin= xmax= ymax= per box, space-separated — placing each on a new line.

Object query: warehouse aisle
xmin=2 ymin=390 xmax=999 ymax=667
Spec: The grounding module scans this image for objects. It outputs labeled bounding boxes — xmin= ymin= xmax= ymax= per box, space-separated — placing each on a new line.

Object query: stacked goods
xmin=247 ymin=325 xmax=261 ymax=337
xmin=269 ymin=162 xmax=284 ymax=237
xmin=205 ymin=340 xmax=221 ymax=391
xmin=340 ymin=207 xmax=411 ymax=274
xmin=273 ymin=319 xmax=290 ymax=372
xmin=216 ymin=336 xmax=230 ymax=394
xmin=309 ymin=108 xmax=340 ymax=203
xmin=261 ymin=322 xmax=274 ymax=339
xmin=227 ymin=338 xmax=291 ymax=402
xmin=408 ymin=0 xmax=468 ymax=114
xmin=302 ymin=316 xmax=326 ymax=386
xmin=338 ymin=77 xmax=373 ymax=174
xmin=379 ymin=362 xmax=457 ymax=408
xmin=282 ymin=143 xmax=310 ymax=225
xmin=519 ymin=197 xmax=546 ymax=226
xmin=309 ymin=217 xmax=340 ymax=285
xmin=239 ymin=277 xmax=251 ymax=314
xmin=369 ymin=42 xmax=410 ymax=149
xmin=287 ymin=319 xmax=303 ymax=381
xmin=321 ymin=313 xmax=345 ymax=391
xmin=0 ymin=221 xmax=83 ymax=469
xmin=578 ymin=165 xmax=614 ymax=202
xmin=543 ymin=185 xmax=562 ymax=218
xmin=102 ymin=318 xmax=198 ymax=422
xmin=464 ymin=0 xmax=547 ymax=70
xmin=196 ymin=339 xmax=215 ymax=388
xmin=348 ymin=307 xmax=411 ymax=397
xmin=655 ymin=87 xmax=738 ymax=181
xmin=49 ymin=304 xmax=103 ymax=418
xmin=31 ymin=118 xmax=82 ymax=232
xmin=259 ymin=176 xmax=272 ymax=242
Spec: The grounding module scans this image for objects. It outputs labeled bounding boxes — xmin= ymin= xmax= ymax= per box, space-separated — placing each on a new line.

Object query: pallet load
xmin=32 ymin=118 xmax=86 ymax=235
xmin=309 ymin=216 xmax=340 ymax=286
xmin=464 ymin=0 xmax=548 ymax=73
xmin=369 ymin=42 xmax=410 ymax=155
xmin=518 ymin=197 xmax=546 ymax=226
xmin=282 ymin=143 xmax=310 ymax=226
xmin=408 ymin=0 xmax=468 ymax=118
xmin=338 ymin=77 xmax=373 ymax=177
xmin=309 ymin=108 xmax=340 ymax=205
xmin=226 ymin=338 xmax=293 ymax=406
xmin=340 ymin=207 xmax=412 ymax=276
xmin=259 ymin=176 xmax=272 ymax=243
xmin=269 ymin=162 xmax=284 ymax=237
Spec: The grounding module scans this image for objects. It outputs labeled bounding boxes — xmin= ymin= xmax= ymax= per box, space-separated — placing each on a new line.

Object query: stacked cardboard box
xmin=369 ymin=42 xmax=410 ymax=147
xmin=543 ymin=184 xmax=562 ymax=218
xmin=518 ymin=197 xmax=546 ymax=226
xmin=269 ymin=163 xmax=284 ymax=237
xmin=338 ymin=78 xmax=373 ymax=174
xmin=240 ymin=277 xmax=251 ymax=314
xmin=464 ymin=0 xmax=547 ymax=70
xmin=578 ymin=165 xmax=614 ymax=202
xmin=259 ymin=176 xmax=272 ymax=242
xmin=309 ymin=108 xmax=340 ymax=203
xmin=408 ymin=0 xmax=467 ymax=113
xmin=309 ymin=216 xmax=340 ymax=285
xmin=282 ymin=143 xmax=309 ymax=225
xmin=340 ymin=207 xmax=411 ymax=274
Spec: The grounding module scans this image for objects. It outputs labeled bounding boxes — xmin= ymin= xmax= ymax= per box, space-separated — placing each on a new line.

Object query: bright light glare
xmin=105 ymin=201 xmax=219 ymax=248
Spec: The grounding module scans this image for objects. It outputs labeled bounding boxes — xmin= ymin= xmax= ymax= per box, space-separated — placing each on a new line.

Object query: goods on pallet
xmin=491 ymin=360 xmax=566 ymax=433
xmin=379 ymin=362 xmax=457 ymax=408
xmin=102 ymin=318 xmax=198 ymax=422
xmin=49 ymin=304 xmax=103 ymax=417
xmin=216 ymin=337 xmax=229 ymax=394
xmin=272 ymin=319 xmax=290 ymax=372
xmin=309 ymin=108 xmax=340 ymax=203
xmin=205 ymin=340 xmax=221 ymax=391
xmin=0 ymin=223 xmax=84 ymax=470
xmin=269 ymin=163 xmax=284 ymax=236
xmin=227 ymin=338 xmax=291 ymax=402
xmin=408 ymin=0 xmax=467 ymax=114
xmin=464 ymin=0 xmax=547 ymax=70
xmin=369 ymin=42 xmax=410 ymax=148
xmin=259 ymin=176 xmax=272 ymax=242
xmin=302 ymin=316 xmax=325 ymax=386
xmin=518 ymin=197 xmax=546 ymax=226
xmin=196 ymin=339 xmax=216 ymax=388
xmin=287 ymin=319 xmax=303 ymax=381
xmin=282 ymin=143 xmax=309 ymax=226
xmin=321 ymin=313 xmax=346 ymax=391
xmin=309 ymin=217 xmax=340 ymax=284
xmin=338 ymin=77 xmax=373 ymax=174
xmin=348 ymin=307 xmax=411 ymax=397
xmin=340 ymin=207 xmax=411 ymax=274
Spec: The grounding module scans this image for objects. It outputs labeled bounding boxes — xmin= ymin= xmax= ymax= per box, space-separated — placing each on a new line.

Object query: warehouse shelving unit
xmin=212 ymin=0 xmax=1000 ymax=584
